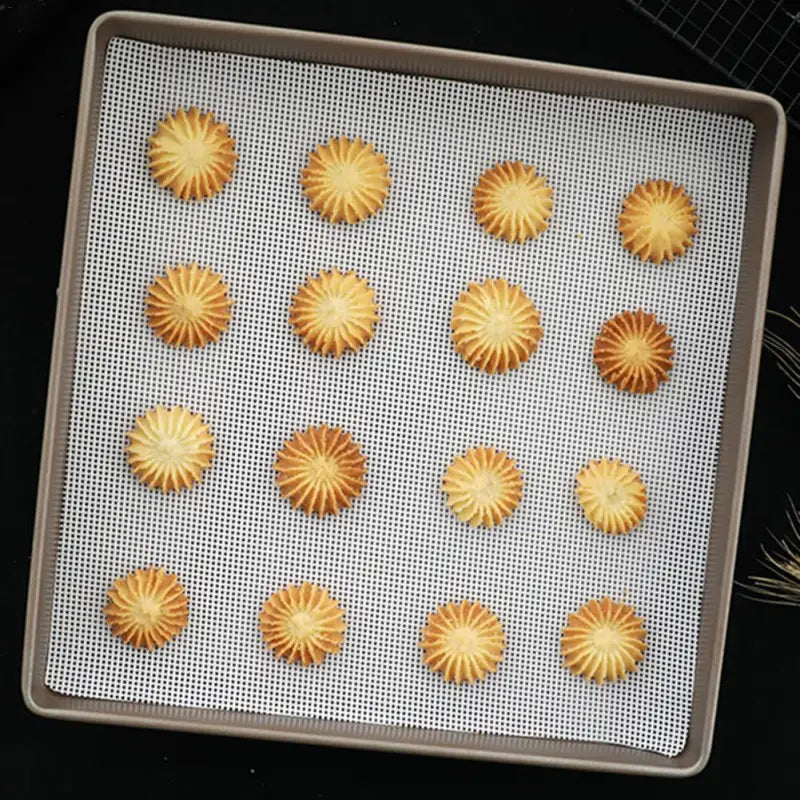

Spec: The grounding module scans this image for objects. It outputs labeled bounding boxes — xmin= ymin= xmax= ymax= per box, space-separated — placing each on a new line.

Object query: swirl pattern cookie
xmin=259 ymin=582 xmax=346 ymax=666
xmin=561 ymin=596 xmax=648 ymax=684
xmin=575 ymin=458 xmax=647 ymax=535
xmin=274 ymin=425 xmax=367 ymax=516
xmin=451 ymin=278 xmax=543 ymax=375
xmin=126 ymin=406 xmax=215 ymax=494
xmin=104 ymin=566 xmax=188 ymax=650
xmin=290 ymin=269 xmax=379 ymax=357
xmin=593 ymin=309 xmax=674 ymax=394
xmin=420 ymin=600 xmax=505 ymax=685
xmin=473 ymin=161 xmax=553 ymax=243
xmin=301 ymin=136 xmax=390 ymax=223
xmin=146 ymin=263 xmax=233 ymax=349
xmin=148 ymin=106 xmax=237 ymax=201
xmin=442 ymin=446 xmax=523 ymax=528
xmin=618 ymin=179 xmax=697 ymax=264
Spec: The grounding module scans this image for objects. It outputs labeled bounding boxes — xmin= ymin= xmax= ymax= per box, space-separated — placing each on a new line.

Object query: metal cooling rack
xmin=629 ymin=0 xmax=800 ymax=129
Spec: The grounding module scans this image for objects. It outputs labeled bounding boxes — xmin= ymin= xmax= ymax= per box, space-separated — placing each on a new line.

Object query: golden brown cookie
xmin=593 ymin=309 xmax=674 ymax=394
xmin=146 ymin=263 xmax=233 ymax=349
xmin=126 ymin=406 xmax=215 ymax=494
xmin=274 ymin=425 xmax=366 ymax=516
xmin=104 ymin=566 xmax=188 ymax=650
xmin=618 ymin=179 xmax=697 ymax=264
xmin=561 ymin=596 xmax=647 ymax=684
xmin=259 ymin=582 xmax=346 ymax=666
xmin=290 ymin=268 xmax=379 ymax=357
xmin=575 ymin=458 xmax=647 ymax=535
xmin=473 ymin=161 xmax=553 ymax=243
xmin=420 ymin=599 xmax=505 ymax=685
xmin=300 ymin=136 xmax=390 ymax=223
xmin=442 ymin=446 xmax=523 ymax=528
xmin=148 ymin=106 xmax=238 ymax=201
xmin=451 ymin=278 xmax=543 ymax=375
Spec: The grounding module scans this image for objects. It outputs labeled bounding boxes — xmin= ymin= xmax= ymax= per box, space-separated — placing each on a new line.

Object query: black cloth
xmin=2 ymin=1 xmax=798 ymax=795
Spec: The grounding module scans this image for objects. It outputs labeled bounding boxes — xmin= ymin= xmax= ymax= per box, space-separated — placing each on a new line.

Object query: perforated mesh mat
xmin=45 ymin=36 xmax=754 ymax=756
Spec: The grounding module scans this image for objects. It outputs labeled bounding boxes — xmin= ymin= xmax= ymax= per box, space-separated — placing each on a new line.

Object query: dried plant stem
xmin=740 ymin=496 xmax=800 ymax=606
xmin=764 ymin=307 xmax=800 ymax=398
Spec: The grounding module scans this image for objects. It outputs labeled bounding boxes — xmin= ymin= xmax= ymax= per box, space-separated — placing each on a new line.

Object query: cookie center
xmin=317 ymin=295 xmax=351 ymax=328
xmin=154 ymin=437 xmax=190 ymax=466
xmin=447 ymin=625 xmax=480 ymax=655
xmin=308 ymin=454 xmax=339 ymax=485
xmin=619 ymin=335 xmax=653 ymax=367
xmin=181 ymin=139 xmax=211 ymax=169
xmin=485 ymin=309 xmax=515 ymax=344
xmin=172 ymin=293 xmax=205 ymax=322
xmin=497 ymin=181 xmax=535 ymax=213
xmin=598 ymin=478 xmax=630 ymax=510
xmin=131 ymin=596 xmax=162 ymax=626
xmin=471 ymin=469 xmax=502 ymax=506
xmin=590 ymin=624 xmax=623 ymax=653
xmin=287 ymin=611 xmax=316 ymax=640
xmin=329 ymin=163 xmax=362 ymax=195
xmin=646 ymin=203 xmax=686 ymax=242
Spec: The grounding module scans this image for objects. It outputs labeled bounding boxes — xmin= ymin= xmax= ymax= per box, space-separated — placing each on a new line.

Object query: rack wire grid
xmin=629 ymin=0 xmax=800 ymax=129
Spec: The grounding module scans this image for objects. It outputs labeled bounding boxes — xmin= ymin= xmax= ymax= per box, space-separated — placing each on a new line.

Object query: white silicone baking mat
xmin=45 ymin=36 xmax=754 ymax=757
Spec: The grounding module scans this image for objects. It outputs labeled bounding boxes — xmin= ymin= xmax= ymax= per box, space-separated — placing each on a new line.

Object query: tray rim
xmin=22 ymin=9 xmax=787 ymax=777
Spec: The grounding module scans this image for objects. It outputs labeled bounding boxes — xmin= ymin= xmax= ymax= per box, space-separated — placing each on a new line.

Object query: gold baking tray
xmin=22 ymin=10 xmax=785 ymax=776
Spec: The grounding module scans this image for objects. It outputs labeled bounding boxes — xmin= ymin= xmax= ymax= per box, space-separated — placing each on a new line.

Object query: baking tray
xmin=22 ymin=11 xmax=785 ymax=776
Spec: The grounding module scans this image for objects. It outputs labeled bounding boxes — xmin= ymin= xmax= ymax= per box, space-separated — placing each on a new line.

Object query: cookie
xmin=451 ymin=278 xmax=543 ymax=374
xmin=290 ymin=268 xmax=379 ymax=357
xmin=420 ymin=600 xmax=505 ymax=685
xmin=146 ymin=263 xmax=233 ymax=349
xmin=575 ymin=458 xmax=647 ymax=535
xmin=274 ymin=425 xmax=366 ymax=516
xmin=259 ymin=582 xmax=346 ymax=666
xmin=300 ymin=136 xmax=390 ymax=223
xmin=126 ymin=406 xmax=214 ymax=493
xmin=104 ymin=566 xmax=188 ymax=650
xmin=618 ymin=179 xmax=697 ymax=264
xmin=561 ymin=596 xmax=647 ymax=683
xmin=148 ymin=106 xmax=237 ymax=201
xmin=473 ymin=161 xmax=553 ymax=243
xmin=593 ymin=309 xmax=674 ymax=394
xmin=442 ymin=446 xmax=523 ymax=528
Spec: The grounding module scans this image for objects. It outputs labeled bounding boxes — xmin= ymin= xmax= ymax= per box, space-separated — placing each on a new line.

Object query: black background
xmin=3 ymin=1 xmax=799 ymax=795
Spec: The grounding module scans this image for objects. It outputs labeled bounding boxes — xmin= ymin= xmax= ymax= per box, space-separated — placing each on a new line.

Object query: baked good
xmin=442 ymin=446 xmax=523 ymax=528
xmin=148 ymin=106 xmax=237 ymax=201
xmin=146 ymin=263 xmax=233 ymax=349
xmin=274 ymin=425 xmax=366 ymax=516
xmin=618 ymin=179 xmax=697 ymax=264
xmin=300 ymin=136 xmax=390 ymax=223
xmin=451 ymin=278 xmax=543 ymax=374
xmin=561 ymin=596 xmax=647 ymax=683
xmin=575 ymin=458 xmax=647 ymax=535
xmin=126 ymin=406 xmax=214 ymax=493
xmin=420 ymin=599 xmax=505 ymax=684
xmin=289 ymin=268 xmax=379 ymax=357
xmin=473 ymin=161 xmax=553 ymax=243
xmin=104 ymin=566 xmax=188 ymax=650
xmin=259 ymin=582 xmax=345 ymax=665
xmin=593 ymin=309 xmax=674 ymax=394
